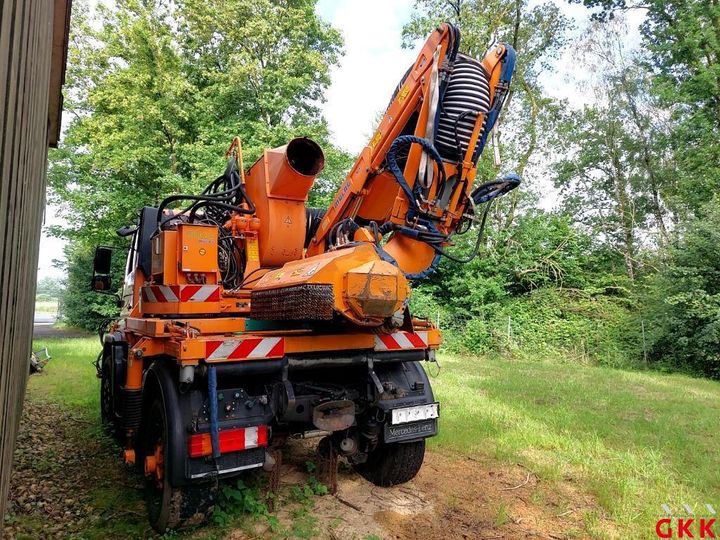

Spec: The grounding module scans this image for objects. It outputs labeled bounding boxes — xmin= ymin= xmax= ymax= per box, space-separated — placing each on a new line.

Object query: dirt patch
xmin=3 ymin=400 xmax=146 ymax=538
xmin=4 ymin=401 xmax=615 ymax=539
xmin=246 ymin=440 xmax=615 ymax=540
xmin=371 ymin=453 xmax=608 ymax=540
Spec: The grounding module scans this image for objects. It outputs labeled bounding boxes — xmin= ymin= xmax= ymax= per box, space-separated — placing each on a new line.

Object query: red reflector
xmin=257 ymin=425 xmax=268 ymax=446
xmin=188 ymin=425 xmax=268 ymax=458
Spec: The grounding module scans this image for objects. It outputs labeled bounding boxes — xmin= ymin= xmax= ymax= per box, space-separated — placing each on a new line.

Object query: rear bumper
xmin=187 ymin=446 xmax=265 ymax=480
xmin=124 ymin=315 xmax=441 ymax=365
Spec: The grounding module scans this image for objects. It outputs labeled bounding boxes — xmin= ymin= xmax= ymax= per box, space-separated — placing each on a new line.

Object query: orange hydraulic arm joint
xmin=307 ymin=23 xmax=520 ymax=278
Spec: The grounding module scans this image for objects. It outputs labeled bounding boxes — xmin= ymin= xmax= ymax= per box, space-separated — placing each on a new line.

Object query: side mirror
xmin=91 ymin=274 xmax=112 ymax=291
xmin=91 ymin=246 xmax=113 ymax=292
xmin=93 ymin=246 xmax=113 ymax=274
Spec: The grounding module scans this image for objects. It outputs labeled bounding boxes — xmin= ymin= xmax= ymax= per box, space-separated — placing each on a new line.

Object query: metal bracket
xmin=367 ymin=357 xmax=384 ymax=395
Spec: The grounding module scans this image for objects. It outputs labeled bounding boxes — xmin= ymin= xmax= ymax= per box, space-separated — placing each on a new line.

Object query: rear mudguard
xmin=373 ymin=360 xmax=437 ymax=443
xmin=102 ymin=332 xmax=128 ymax=423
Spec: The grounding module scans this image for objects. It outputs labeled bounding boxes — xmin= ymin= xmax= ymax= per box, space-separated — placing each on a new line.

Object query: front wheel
xmin=354 ymin=439 xmax=426 ymax=487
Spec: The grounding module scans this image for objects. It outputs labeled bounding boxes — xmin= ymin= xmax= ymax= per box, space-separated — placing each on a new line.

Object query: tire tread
xmin=356 ymin=440 xmax=426 ymax=487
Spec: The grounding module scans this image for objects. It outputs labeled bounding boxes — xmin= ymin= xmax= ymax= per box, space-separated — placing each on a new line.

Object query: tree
xmin=58 ymin=244 xmax=125 ymax=331
xmin=569 ymin=0 xmax=720 ymax=218
xmin=552 ymin=19 xmax=679 ymax=278
xmin=644 ymin=199 xmax=720 ymax=379
xmin=554 ymin=106 xmax=641 ymax=279
xmin=35 ymin=277 xmax=65 ymax=300
xmin=50 ymin=0 xmax=350 ymax=328
xmin=49 ymin=0 xmax=348 ymax=246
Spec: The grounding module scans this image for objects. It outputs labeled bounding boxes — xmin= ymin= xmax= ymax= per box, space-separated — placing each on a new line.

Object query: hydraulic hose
xmin=386 ymin=135 xmax=447 ymax=209
xmin=207 ymin=365 xmax=221 ymax=459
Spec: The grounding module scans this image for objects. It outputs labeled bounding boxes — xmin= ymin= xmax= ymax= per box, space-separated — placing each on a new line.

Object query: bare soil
xmin=268 ymin=439 xmax=615 ymax=540
xmin=4 ymin=399 xmax=614 ymax=539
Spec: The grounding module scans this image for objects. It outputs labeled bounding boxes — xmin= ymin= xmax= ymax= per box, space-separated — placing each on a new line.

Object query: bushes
xmin=642 ymin=201 xmax=720 ymax=379
xmin=413 ymin=285 xmax=641 ymax=367
xmin=60 ymin=243 xmax=123 ymax=332
xmin=411 ymin=209 xmax=643 ymax=368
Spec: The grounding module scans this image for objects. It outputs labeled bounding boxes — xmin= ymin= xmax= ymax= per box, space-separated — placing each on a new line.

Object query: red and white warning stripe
xmin=142 ymin=284 xmax=220 ymax=303
xmin=205 ymin=337 xmax=285 ymax=361
xmin=374 ymin=331 xmax=429 ymax=351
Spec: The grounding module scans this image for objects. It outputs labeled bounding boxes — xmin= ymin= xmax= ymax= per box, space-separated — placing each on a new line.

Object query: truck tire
xmin=354 ymin=439 xmax=426 ymax=487
xmin=100 ymin=354 xmax=121 ymax=442
xmin=143 ymin=395 xmax=215 ymax=532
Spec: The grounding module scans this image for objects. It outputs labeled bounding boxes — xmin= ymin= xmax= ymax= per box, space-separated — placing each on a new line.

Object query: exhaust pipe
xmin=266 ymin=137 xmax=325 ymax=200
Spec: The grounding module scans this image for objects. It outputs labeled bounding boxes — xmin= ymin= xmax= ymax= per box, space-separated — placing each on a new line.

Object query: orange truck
xmin=91 ymin=22 xmax=518 ymax=531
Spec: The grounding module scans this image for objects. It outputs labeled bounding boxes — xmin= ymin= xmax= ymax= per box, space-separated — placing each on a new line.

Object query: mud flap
xmin=373 ymin=360 xmax=438 ymax=443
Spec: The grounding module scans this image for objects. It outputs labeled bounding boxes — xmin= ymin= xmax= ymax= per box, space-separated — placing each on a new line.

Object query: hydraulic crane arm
xmin=133 ymin=22 xmax=520 ymax=329
xmin=307 ymin=23 xmax=519 ymax=278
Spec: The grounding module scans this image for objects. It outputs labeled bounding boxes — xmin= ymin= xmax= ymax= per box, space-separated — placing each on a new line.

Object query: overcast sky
xmin=37 ymin=0 xmax=643 ymax=281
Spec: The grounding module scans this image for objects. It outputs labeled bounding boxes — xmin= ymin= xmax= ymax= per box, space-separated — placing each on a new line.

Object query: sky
xmin=37 ymin=0 xmax=644 ymax=281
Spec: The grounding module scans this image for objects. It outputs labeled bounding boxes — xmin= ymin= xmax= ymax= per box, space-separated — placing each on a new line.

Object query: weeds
xmin=212 ymin=478 xmax=275 ymax=529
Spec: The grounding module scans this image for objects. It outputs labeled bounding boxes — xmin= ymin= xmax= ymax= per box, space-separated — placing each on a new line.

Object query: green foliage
xmin=213 ymin=478 xmax=274 ymax=528
xmin=60 ymin=244 xmax=124 ymax=331
xmin=643 ymin=200 xmax=720 ymax=378
xmin=35 ymin=276 xmax=65 ymax=300
xmin=50 ymin=0 xmax=347 ymax=246
xmin=566 ymin=0 xmax=720 ymax=378
xmin=412 ymin=208 xmax=639 ymax=364
xmin=288 ymin=477 xmax=328 ymax=500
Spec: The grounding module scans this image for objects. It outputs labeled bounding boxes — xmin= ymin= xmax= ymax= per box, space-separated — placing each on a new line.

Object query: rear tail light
xmin=188 ymin=425 xmax=268 ymax=458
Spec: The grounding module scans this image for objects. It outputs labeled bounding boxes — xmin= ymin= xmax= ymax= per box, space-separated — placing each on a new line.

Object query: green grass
xmin=34 ymin=300 xmax=59 ymax=314
xmin=19 ymin=338 xmax=720 ymax=539
xmin=428 ymin=353 xmax=720 ymax=539
xmin=29 ymin=337 xmax=100 ymax=409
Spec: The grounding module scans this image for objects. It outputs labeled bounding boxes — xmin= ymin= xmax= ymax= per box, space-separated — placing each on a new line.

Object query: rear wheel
xmin=143 ymin=395 xmax=215 ymax=532
xmin=354 ymin=439 xmax=426 ymax=487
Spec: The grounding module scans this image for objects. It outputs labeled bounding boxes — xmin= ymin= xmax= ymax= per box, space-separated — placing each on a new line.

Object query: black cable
xmin=432 ymin=200 xmax=493 ymax=264
xmin=386 ymin=135 xmax=447 ymax=210
xmin=238 ymin=267 xmax=280 ymax=289
xmin=156 ymin=165 xmax=255 ymax=231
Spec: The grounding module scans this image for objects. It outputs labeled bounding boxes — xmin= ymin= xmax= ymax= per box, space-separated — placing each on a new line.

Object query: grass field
xmin=430 ymin=354 xmax=720 ymax=537
xmin=10 ymin=336 xmax=720 ymax=539
xmin=34 ymin=300 xmax=59 ymax=314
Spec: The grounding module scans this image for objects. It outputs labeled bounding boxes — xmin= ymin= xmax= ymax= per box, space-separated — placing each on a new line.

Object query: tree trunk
xmin=610 ymin=138 xmax=636 ymax=280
